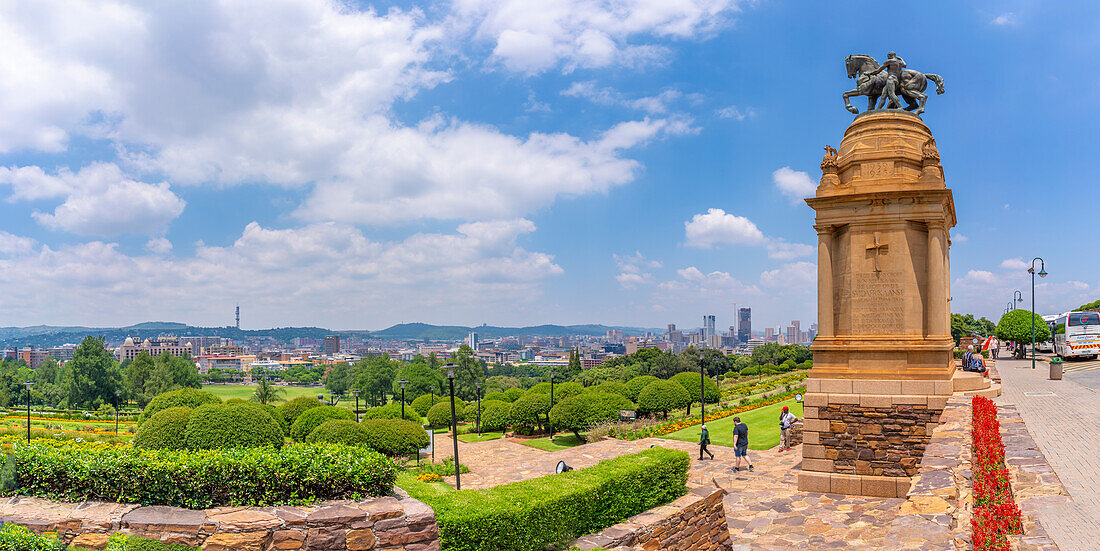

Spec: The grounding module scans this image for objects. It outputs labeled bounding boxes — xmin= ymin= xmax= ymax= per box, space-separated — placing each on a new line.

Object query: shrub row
xmin=971 ymin=396 xmax=1023 ymax=550
xmin=402 ymin=446 xmax=689 ymax=551
xmin=134 ymin=402 xmax=284 ymax=450
xmin=0 ymin=524 xmax=199 ymax=551
xmin=305 ymin=418 xmax=429 ymax=457
xmin=3 ymin=438 xmax=396 ymax=509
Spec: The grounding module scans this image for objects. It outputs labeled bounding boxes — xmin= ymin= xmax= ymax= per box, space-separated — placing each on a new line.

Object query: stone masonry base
xmin=572 ymin=485 xmax=731 ymax=551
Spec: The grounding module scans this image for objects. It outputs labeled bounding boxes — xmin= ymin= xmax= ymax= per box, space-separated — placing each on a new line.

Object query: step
xmin=963 ymin=383 xmax=1001 ymax=399
xmin=953 ymin=371 xmax=991 ymax=392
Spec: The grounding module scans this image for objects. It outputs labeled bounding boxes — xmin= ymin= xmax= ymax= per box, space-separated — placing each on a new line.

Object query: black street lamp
xmin=23 ymin=382 xmax=33 ymax=442
xmin=115 ymin=390 xmax=120 ymax=435
xmin=352 ymin=390 xmax=361 ymax=422
xmin=699 ymin=353 xmax=707 ymax=424
xmin=1028 ymin=258 xmax=1048 ymax=369
xmin=1012 ymin=290 xmax=1023 ymax=310
xmin=399 ymin=379 xmax=408 ymax=420
xmin=444 ymin=364 xmax=461 ymax=489
xmin=549 ymin=371 xmax=556 ymax=440
xmin=475 ymin=382 xmax=482 ymax=437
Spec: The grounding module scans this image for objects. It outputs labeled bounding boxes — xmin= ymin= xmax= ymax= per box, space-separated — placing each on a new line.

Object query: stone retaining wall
xmin=572 ymin=485 xmax=730 ymax=551
xmin=0 ymin=489 xmax=439 ymax=551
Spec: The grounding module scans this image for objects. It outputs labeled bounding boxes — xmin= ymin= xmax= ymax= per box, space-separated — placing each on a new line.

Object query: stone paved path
xmin=996 ymin=357 xmax=1100 ymax=551
xmin=433 ymin=433 xmax=925 ymax=548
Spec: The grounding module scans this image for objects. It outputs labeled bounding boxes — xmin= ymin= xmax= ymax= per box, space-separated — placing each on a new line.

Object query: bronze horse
xmin=842 ymin=54 xmax=944 ymax=115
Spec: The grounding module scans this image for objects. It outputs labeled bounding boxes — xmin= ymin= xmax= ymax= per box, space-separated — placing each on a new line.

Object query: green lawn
xmin=396 ymin=471 xmax=455 ymax=496
xmin=664 ymin=398 xmax=803 ymax=450
xmin=457 ymin=431 xmax=504 ymax=443
xmin=518 ymin=434 xmax=585 ymax=451
xmin=201 ymin=384 xmax=345 ymax=405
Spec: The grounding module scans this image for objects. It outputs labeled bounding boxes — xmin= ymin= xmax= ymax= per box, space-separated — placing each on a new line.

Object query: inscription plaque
xmin=851 ymin=271 xmax=905 ymax=334
xmin=862 ymin=161 xmax=892 ymax=179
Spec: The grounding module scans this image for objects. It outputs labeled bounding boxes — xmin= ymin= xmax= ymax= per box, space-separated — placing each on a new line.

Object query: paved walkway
xmin=996 ymin=356 xmax=1100 ymax=551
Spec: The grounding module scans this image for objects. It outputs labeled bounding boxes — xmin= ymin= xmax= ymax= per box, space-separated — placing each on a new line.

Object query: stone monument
xmin=798 ymin=54 xmax=955 ymax=498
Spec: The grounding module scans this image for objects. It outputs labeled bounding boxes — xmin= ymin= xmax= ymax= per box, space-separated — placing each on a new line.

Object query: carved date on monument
xmin=851 ymin=271 xmax=905 ymax=334
xmin=861 ymin=161 xmax=892 ymax=179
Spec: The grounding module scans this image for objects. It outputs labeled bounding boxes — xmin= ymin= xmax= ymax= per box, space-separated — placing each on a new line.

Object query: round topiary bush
xmin=139 ymin=388 xmax=221 ymax=425
xmin=133 ymin=406 xmax=193 ymax=450
xmin=480 ymin=400 xmax=511 ymax=431
xmin=548 ymin=395 xmax=590 ymax=439
xmin=509 ymin=392 xmax=551 ymax=430
xmin=670 ymin=372 xmax=720 ymax=404
xmin=590 ymin=381 xmax=629 ymax=398
xmin=483 ymin=391 xmax=509 ymax=403
xmin=552 ymin=382 xmax=584 ymax=401
xmin=253 ymin=402 xmax=289 ymax=436
xmin=427 ymin=401 xmax=463 ymax=427
xmin=290 ymin=405 xmax=354 ymax=442
xmin=504 ymin=388 xmax=524 ymax=402
xmin=411 ymin=394 xmax=436 ymax=417
xmin=360 ymin=418 xmax=430 ymax=457
xmin=361 ymin=402 xmax=421 ymax=423
xmin=636 ymin=379 xmax=691 ymax=418
xmin=583 ymin=392 xmax=634 ymax=424
xmin=525 ymin=382 xmax=551 ymax=395
xmin=625 ymin=375 xmax=659 ymax=401
xmin=277 ymin=396 xmax=324 ymax=428
xmin=305 ymin=419 xmax=369 ymax=446
xmin=184 ymin=403 xmax=284 ymax=449
xmin=225 ymin=398 xmax=248 ymax=405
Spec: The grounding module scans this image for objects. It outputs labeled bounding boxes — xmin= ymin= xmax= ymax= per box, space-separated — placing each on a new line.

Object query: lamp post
xmin=23 ymin=382 xmax=33 ymax=442
xmin=699 ymin=353 xmax=706 ymax=423
xmin=549 ymin=371 xmax=556 ymax=440
xmin=352 ymin=390 xmax=361 ymax=422
xmin=444 ymin=364 xmax=461 ymax=489
xmin=475 ymin=382 xmax=482 ymax=437
xmin=115 ymin=390 xmax=120 ymax=435
xmin=1013 ymin=290 xmax=1023 ymax=309
xmin=399 ymin=380 xmax=408 ymax=420
xmin=1028 ymin=258 xmax=1048 ymax=369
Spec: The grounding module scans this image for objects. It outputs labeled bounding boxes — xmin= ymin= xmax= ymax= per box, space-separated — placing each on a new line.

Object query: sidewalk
xmin=995 ymin=356 xmax=1100 ymax=551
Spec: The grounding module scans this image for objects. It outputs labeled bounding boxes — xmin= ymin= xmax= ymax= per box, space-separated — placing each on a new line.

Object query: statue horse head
xmin=845 ymin=54 xmax=879 ymax=79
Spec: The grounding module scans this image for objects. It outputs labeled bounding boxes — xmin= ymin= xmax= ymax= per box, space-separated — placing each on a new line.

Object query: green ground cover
xmin=664 ymin=398 xmax=803 ymax=450
xmin=519 ymin=434 xmax=584 ymax=451
xmin=456 ymin=431 xmax=504 ymax=443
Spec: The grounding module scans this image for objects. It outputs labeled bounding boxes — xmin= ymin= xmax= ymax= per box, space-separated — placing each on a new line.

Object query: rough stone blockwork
xmin=572 ymin=485 xmax=731 ymax=551
xmin=0 ymin=489 xmax=440 ymax=551
xmin=816 ymin=403 xmax=942 ymax=477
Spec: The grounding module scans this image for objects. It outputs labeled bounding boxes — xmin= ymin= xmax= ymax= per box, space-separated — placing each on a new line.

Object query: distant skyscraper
xmin=235 ymin=305 xmax=240 ymax=329
xmin=702 ymin=315 xmax=716 ymax=342
xmin=667 ymin=324 xmax=676 ymax=339
xmin=737 ymin=308 xmax=751 ymax=344
xmin=467 ymin=332 xmax=479 ymax=351
xmin=324 ymin=335 xmax=340 ymax=355
xmin=785 ymin=324 xmax=797 ymax=346
xmin=764 ymin=327 xmax=775 ymax=342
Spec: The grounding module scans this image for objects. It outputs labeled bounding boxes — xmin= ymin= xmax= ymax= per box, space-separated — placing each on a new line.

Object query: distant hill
xmin=372 ymin=323 xmax=656 ymax=341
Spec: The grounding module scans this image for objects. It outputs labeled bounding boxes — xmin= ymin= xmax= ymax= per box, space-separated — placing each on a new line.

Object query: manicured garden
xmin=664 ymin=398 xmax=803 ymax=450
xmin=971 ymin=396 xmax=1023 ymax=550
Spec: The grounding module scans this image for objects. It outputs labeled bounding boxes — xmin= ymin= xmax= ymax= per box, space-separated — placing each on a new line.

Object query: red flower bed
xmin=971 ymin=396 xmax=1023 ymax=550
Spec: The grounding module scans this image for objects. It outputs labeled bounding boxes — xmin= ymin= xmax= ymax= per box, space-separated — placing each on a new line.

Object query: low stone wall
xmin=572 ymin=485 xmax=730 ymax=551
xmin=0 ymin=489 xmax=439 ymax=551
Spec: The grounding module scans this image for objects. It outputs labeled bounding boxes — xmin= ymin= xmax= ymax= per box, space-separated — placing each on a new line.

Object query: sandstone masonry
xmin=571 ymin=485 xmax=731 ymax=551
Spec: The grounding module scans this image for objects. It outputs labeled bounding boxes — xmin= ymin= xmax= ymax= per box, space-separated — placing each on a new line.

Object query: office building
xmin=467 ymin=332 xmax=479 ymax=351
xmin=702 ymin=315 xmax=716 ymax=342
xmin=116 ymin=337 xmax=193 ymax=362
xmin=667 ymin=324 xmax=676 ymax=339
xmin=738 ymin=307 xmax=752 ymax=343
xmin=181 ymin=336 xmax=225 ymax=356
xmin=20 ymin=347 xmax=51 ymax=368
xmin=764 ymin=327 xmax=775 ymax=342
xmin=203 ymin=344 xmax=246 ymax=356
xmin=324 ymin=335 xmax=340 ymax=355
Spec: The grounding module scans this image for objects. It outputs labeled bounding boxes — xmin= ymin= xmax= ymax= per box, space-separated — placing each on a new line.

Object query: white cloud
xmin=455 ymin=0 xmax=746 ymax=74
xmin=0 ymin=231 xmax=37 ymax=255
xmin=562 ymin=81 xmax=683 ymax=114
xmin=684 ymin=208 xmax=765 ymax=248
xmin=954 ymin=234 xmax=969 ymax=243
xmin=1 ymin=163 xmax=185 ymax=237
xmin=658 ymin=266 xmax=758 ymax=296
xmin=614 ymin=251 xmax=661 ymax=288
xmin=0 ymin=219 xmax=563 ymax=326
xmin=999 ymin=258 xmax=1028 ymax=270
xmin=715 ymin=105 xmax=755 ymax=121
xmin=145 ymin=237 xmax=173 ymax=255
xmin=991 ymin=13 xmax=1016 ymax=26
xmin=772 ymin=166 xmax=816 ymax=203
xmin=765 ymin=239 xmax=815 ymax=260
xmin=524 ymin=90 xmax=551 ymax=113
xmin=760 ymin=261 xmax=816 ymax=289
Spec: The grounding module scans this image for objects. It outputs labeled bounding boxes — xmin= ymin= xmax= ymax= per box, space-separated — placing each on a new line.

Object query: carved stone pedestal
xmin=798 ymin=110 xmax=957 ymax=498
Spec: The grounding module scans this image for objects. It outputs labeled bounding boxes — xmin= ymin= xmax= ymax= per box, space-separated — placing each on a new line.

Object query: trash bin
xmin=1049 ymin=358 xmax=1063 ymax=380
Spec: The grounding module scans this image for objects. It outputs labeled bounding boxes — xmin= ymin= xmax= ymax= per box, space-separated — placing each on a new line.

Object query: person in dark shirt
xmin=699 ymin=424 xmax=714 ymax=460
xmin=731 ymin=417 xmax=753 ymax=472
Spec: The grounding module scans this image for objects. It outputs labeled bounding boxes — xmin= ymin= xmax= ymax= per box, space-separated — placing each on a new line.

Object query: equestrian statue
xmin=842 ymin=52 xmax=944 ymax=115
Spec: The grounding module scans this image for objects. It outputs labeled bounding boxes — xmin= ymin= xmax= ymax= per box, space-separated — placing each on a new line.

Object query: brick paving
xmin=996 ymin=356 xmax=1100 ymax=551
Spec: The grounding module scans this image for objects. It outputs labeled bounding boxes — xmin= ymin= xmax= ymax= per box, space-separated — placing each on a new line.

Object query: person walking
xmin=731 ymin=417 xmax=753 ymax=472
xmin=990 ymin=337 xmax=999 ymax=360
xmin=699 ymin=424 xmax=714 ymax=460
xmin=779 ymin=406 xmax=798 ymax=451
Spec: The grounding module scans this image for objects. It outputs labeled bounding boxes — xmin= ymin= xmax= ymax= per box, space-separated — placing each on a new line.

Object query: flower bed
xmin=971 ymin=396 xmax=1023 ymax=550
xmin=610 ymin=389 xmax=802 ymax=440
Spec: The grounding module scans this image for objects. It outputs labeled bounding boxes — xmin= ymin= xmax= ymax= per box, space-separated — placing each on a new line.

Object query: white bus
xmin=1053 ymin=311 xmax=1100 ymax=360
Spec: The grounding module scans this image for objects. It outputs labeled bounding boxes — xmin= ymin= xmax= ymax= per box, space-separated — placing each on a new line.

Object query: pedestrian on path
xmin=699 ymin=424 xmax=714 ymax=460
xmin=779 ymin=406 xmax=798 ymax=451
xmin=991 ymin=337 xmax=999 ymax=360
xmin=732 ymin=417 xmax=753 ymax=472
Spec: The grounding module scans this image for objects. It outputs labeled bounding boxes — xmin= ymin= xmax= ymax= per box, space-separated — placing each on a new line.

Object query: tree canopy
xmin=996 ymin=310 xmax=1051 ymax=359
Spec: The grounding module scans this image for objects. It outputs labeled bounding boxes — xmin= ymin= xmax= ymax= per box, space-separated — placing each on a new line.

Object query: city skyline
xmin=1 ymin=1 xmax=1098 ymax=329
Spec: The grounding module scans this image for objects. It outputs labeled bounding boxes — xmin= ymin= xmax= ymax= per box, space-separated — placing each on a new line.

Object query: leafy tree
xmin=670 ymin=371 xmax=720 ymax=415
xmin=1077 ymin=298 xmax=1100 ymax=312
xmin=250 ymin=372 xmax=285 ymax=405
xmin=352 ymin=356 xmax=397 ymax=406
xmin=323 ymin=362 xmax=353 ymax=397
xmin=392 ymin=359 xmax=443 ymax=402
xmin=549 ymin=395 xmax=590 ymax=441
xmin=32 ymin=358 xmax=65 ymax=406
xmin=700 ymin=349 xmax=731 ymax=376
xmin=145 ymin=352 xmax=200 ymax=397
xmin=0 ymin=359 xmax=34 ymax=407
xmin=63 ymin=336 xmax=122 ymax=409
xmin=636 ymin=379 xmax=691 ymax=418
xmin=996 ymin=310 xmax=1051 ymax=359
xmin=624 ymin=375 xmax=659 ymax=401
xmin=565 ymin=348 xmax=582 ymax=379
xmin=123 ymin=352 xmax=155 ymax=406
xmin=952 ymin=313 xmax=998 ymax=344
xmin=509 ymin=392 xmax=551 ymax=432
xmin=447 ymin=345 xmax=485 ymax=401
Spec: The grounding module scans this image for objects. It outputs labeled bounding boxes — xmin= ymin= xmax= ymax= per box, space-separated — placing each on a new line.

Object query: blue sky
xmin=1 ymin=0 xmax=1097 ymax=331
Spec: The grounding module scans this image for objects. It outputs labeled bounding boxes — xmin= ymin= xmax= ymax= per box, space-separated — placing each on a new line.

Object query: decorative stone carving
xmin=820 ymin=145 xmax=841 ymax=188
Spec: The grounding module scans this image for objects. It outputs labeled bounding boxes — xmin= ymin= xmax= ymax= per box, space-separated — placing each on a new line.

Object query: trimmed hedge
xmin=478 ymin=400 xmax=511 ymax=431
xmin=4 ymin=438 xmax=397 ymax=509
xmin=133 ymin=407 xmax=192 ymax=450
xmin=403 ymin=447 xmax=689 ymax=551
xmin=509 ymin=393 xmax=550 ymax=429
xmin=0 ymin=523 xmax=66 ymax=550
xmin=427 ymin=401 xmax=464 ymax=427
xmin=482 ymin=391 xmax=509 ymax=403
xmin=589 ymin=381 xmax=629 ymax=398
xmin=636 ymin=380 xmax=690 ymax=417
xmin=670 ymin=372 xmax=720 ymax=404
xmin=305 ymin=419 xmax=369 ymax=447
xmin=624 ymin=375 xmax=658 ymax=401
xmin=184 ymin=403 xmax=284 ymax=450
xmin=360 ymin=419 xmax=430 ymax=457
xmin=361 ymin=402 xmax=421 ymax=423
xmin=277 ymin=396 xmax=324 ymax=428
xmin=290 ymin=405 xmax=354 ymax=442
xmin=503 ymin=388 xmax=524 ymax=402
xmin=411 ymin=394 xmax=437 ymax=417
xmin=139 ymin=389 xmax=221 ymax=425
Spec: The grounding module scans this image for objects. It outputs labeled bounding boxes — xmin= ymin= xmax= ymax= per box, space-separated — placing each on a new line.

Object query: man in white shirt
xmin=780 ymin=406 xmax=799 ymax=451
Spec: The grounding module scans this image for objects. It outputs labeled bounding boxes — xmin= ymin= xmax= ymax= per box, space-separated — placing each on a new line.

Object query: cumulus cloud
xmin=999 ymin=258 xmax=1028 ymax=270
xmin=715 ymin=105 xmax=755 ymax=121
xmin=772 ymin=166 xmax=816 ymax=202
xmin=0 ymin=231 xmax=37 ymax=255
xmin=658 ymin=266 xmax=758 ymax=296
xmin=145 ymin=237 xmax=173 ymax=255
xmin=0 ymin=219 xmax=562 ymax=326
xmin=760 ymin=261 xmax=816 ymax=289
xmin=765 ymin=240 xmax=815 ymax=260
xmin=0 ymin=163 xmax=185 ymax=237
xmin=683 ymin=208 xmax=813 ymax=259
xmin=991 ymin=13 xmax=1016 ymax=26
xmin=954 ymin=234 xmax=969 ymax=243
xmin=614 ymin=251 xmax=661 ymax=288
xmin=562 ymin=81 xmax=684 ymax=114
xmin=455 ymin=0 xmax=746 ymax=74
